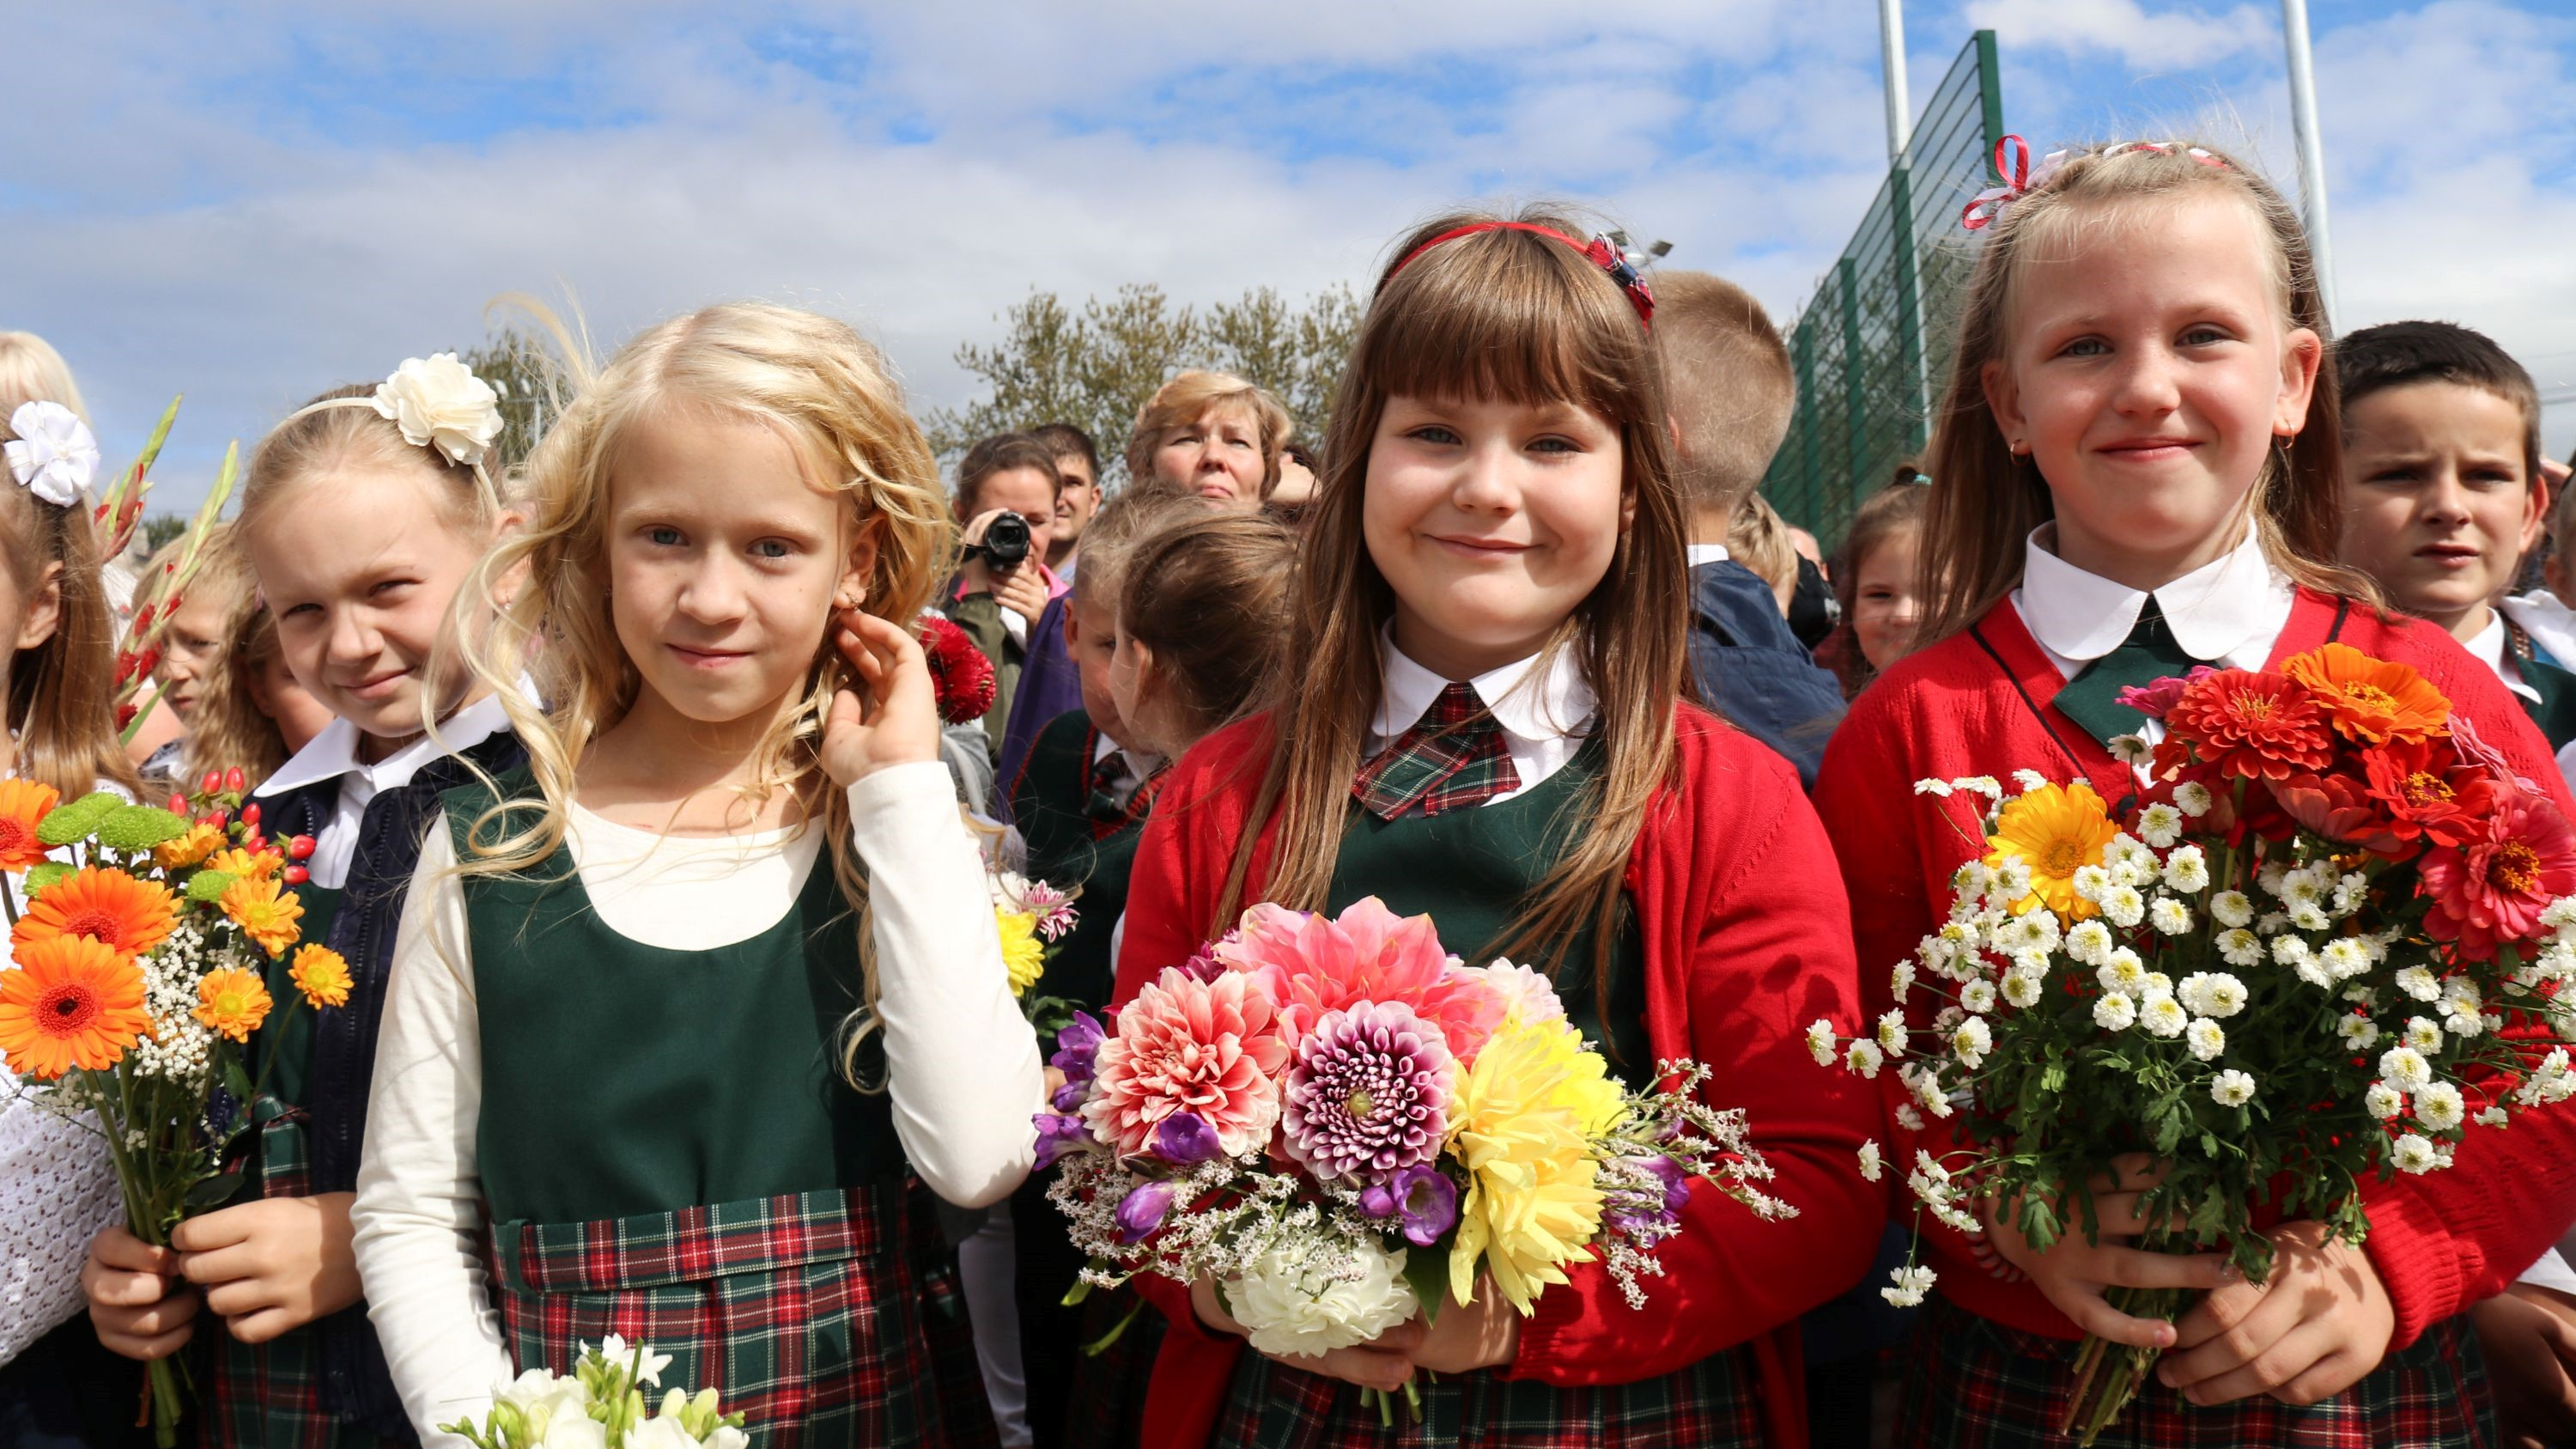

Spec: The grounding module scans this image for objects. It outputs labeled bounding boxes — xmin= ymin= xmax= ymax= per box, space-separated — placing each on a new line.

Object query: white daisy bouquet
xmin=1806 ymin=644 xmax=2576 ymax=1443
xmin=1036 ymin=896 xmax=1789 ymax=1420
xmin=440 ymin=1336 xmax=748 ymax=1449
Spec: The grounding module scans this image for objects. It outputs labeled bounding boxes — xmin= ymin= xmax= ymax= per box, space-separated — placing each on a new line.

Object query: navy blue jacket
xmin=250 ymin=728 xmax=526 ymax=1442
xmin=1686 ymin=559 xmax=1845 ymax=788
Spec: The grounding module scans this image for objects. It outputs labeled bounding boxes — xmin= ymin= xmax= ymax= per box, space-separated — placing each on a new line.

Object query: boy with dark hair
xmin=1030 ymin=421 xmax=1101 ymax=575
xmin=950 ymin=431 xmax=1068 ymax=755
xmin=1653 ymin=269 xmax=1845 ymax=787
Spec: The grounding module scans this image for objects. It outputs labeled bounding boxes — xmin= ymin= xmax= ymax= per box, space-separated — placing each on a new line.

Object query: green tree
xmin=459 ymin=326 xmax=556 ymax=471
xmin=138 ymin=514 xmax=189 ymax=554
xmin=927 ymin=282 xmax=1358 ymax=479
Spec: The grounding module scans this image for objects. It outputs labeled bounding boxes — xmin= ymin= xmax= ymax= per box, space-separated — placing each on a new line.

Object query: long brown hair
xmin=1119 ymin=509 xmax=1295 ymax=749
xmin=1213 ymin=206 xmax=1689 ymax=989
xmin=0 ymin=403 xmax=135 ymax=800
xmin=185 ymin=590 xmax=293 ymax=789
xmin=1917 ymin=140 xmax=2374 ymax=647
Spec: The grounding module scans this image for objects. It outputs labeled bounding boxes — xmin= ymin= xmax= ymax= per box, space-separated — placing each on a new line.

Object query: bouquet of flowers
xmin=991 ymin=869 xmax=1080 ymax=1033
xmin=440 ymin=1336 xmax=748 ymax=1449
xmin=1806 ymin=643 xmax=2576 ymax=1443
xmin=1037 ymin=896 xmax=1791 ymax=1419
xmin=0 ymin=776 xmax=333 ymax=1446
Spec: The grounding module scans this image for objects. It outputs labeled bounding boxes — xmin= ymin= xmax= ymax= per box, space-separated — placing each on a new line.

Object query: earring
xmin=2008 ymin=439 xmax=2031 ymax=458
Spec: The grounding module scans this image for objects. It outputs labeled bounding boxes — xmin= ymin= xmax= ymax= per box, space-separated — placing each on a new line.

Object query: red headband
xmin=1388 ymin=222 xmax=1656 ymax=330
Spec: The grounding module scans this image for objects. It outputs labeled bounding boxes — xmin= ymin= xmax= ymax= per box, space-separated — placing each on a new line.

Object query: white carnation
xmin=373 ymin=352 xmax=504 ymax=466
xmin=1227 ymin=1240 xmax=1419 ymax=1357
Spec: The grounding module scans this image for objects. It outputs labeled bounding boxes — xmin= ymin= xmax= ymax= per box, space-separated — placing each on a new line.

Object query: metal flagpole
xmin=1879 ymin=0 xmax=1912 ymax=161
xmin=2281 ymin=0 xmax=2339 ymax=325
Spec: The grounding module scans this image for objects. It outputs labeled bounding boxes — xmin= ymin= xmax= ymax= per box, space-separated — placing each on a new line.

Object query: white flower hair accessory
xmin=4 ymin=401 xmax=100 ymax=508
xmin=371 ymin=352 xmax=503 ymax=467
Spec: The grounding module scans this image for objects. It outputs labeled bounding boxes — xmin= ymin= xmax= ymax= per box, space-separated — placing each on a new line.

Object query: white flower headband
xmin=282 ymin=352 xmax=506 ymax=511
xmin=4 ymin=400 xmax=100 ymax=508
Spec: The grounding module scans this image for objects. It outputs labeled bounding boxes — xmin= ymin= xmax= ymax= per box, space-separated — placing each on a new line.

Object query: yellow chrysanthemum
xmin=191 ymin=966 xmax=272 ymax=1044
xmin=206 ymin=847 xmax=283 ymax=884
xmin=289 ymin=945 xmax=352 ymax=1009
xmin=154 ymin=822 xmax=222 ymax=870
xmin=997 ymin=910 xmax=1044 ymax=998
xmin=1984 ymin=781 xmax=2120 ymax=920
xmin=218 ymin=877 xmax=303 ymax=959
xmin=1443 ymin=1015 xmax=1623 ymax=1314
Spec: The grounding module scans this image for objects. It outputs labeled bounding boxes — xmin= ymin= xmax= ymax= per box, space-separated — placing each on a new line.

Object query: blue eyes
xmin=643 ymin=528 xmax=797 ymax=560
xmin=648 ymin=527 xmax=684 ymax=547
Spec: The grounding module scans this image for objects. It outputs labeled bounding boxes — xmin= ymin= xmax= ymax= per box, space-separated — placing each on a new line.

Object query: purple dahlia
xmin=1280 ymin=1000 xmax=1454 ymax=1182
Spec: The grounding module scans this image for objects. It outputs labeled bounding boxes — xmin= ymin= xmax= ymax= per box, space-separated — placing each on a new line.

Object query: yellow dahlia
xmin=997 ymin=909 xmax=1045 ymax=998
xmin=289 ymin=945 xmax=352 ymax=1009
xmin=218 ymin=877 xmax=303 ymax=959
xmin=1984 ymin=781 xmax=2121 ymax=920
xmin=1443 ymin=1014 xmax=1622 ymax=1313
xmin=154 ymin=822 xmax=222 ymax=870
xmin=191 ymin=967 xmax=272 ymax=1044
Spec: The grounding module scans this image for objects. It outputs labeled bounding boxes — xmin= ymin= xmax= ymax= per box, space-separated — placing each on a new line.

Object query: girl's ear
xmin=1980 ymin=358 xmax=2026 ymax=454
xmin=2273 ymin=326 xmax=2325 ymax=438
xmin=13 ymin=560 xmax=63 ymax=652
xmin=836 ymin=512 xmax=881 ymax=612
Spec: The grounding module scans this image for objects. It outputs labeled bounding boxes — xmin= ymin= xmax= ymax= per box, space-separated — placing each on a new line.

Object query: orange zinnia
xmin=206 ymin=848 xmax=283 ymax=884
xmin=217 ymin=877 xmax=302 ymax=959
xmin=9 ymin=867 xmax=178 ymax=965
xmin=0 ymin=935 xmax=149 ymax=1078
xmin=0 ymin=780 xmax=58 ymax=874
xmin=289 ymin=945 xmax=352 ymax=1009
xmin=192 ymin=967 xmax=272 ymax=1044
xmin=2282 ymin=643 xmax=2450 ymax=746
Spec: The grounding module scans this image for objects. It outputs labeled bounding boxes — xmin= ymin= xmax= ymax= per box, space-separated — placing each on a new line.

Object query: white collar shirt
xmin=2012 ymin=524 xmax=2295 ymax=684
xmin=253 ymin=691 xmax=516 ymax=890
xmin=2468 ymin=613 xmax=2542 ymax=705
xmin=1366 ymin=636 xmax=1596 ymax=806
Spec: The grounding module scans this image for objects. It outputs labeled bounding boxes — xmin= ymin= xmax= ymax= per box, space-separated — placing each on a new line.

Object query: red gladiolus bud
xmin=93 ymin=502 xmax=109 ymax=524
xmin=288 ymin=835 xmax=316 ymax=860
xmin=228 ymin=770 xmax=249 ymax=795
xmin=116 ymin=703 xmax=138 ymax=730
xmin=136 ymin=646 xmax=161 ymax=679
xmin=284 ymin=865 xmax=310 ymax=886
xmin=132 ymin=603 xmax=156 ymax=631
xmin=120 ymin=498 xmax=144 ymax=526
xmin=201 ymin=770 xmax=223 ymax=795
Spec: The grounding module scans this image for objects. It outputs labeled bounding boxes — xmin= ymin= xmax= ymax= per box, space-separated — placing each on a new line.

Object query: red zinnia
xmin=919 ymin=615 xmax=997 ymax=726
xmin=2360 ymin=738 xmax=2486 ymax=849
xmin=2160 ymin=669 xmax=2335 ymax=781
xmin=2420 ymin=784 xmax=2576 ymax=960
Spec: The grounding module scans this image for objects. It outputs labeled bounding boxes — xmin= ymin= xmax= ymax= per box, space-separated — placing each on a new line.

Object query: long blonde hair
xmin=1917 ymin=140 xmax=2373 ymax=647
xmin=185 ymin=590 xmax=294 ymax=789
xmin=1215 ymin=206 xmax=1689 ymax=1003
xmin=453 ymin=301 xmax=952 ymax=1081
xmin=0 ymin=369 xmax=134 ymax=799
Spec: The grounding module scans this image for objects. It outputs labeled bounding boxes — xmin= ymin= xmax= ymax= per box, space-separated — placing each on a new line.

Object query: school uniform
xmin=1684 ymin=542 xmax=1846 ymax=788
xmin=1812 ymin=527 xmax=2576 ymax=1447
xmin=350 ymin=760 xmax=1041 ymax=1448
xmin=2477 ymin=604 xmax=2576 ymax=759
xmin=1114 ymin=641 xmax=1882 ymax=1449
xmin=203 ymin=698 xmax=525 ymax=1448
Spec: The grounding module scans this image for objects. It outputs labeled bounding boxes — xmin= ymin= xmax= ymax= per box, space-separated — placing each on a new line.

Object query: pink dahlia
xmin=1083 ymin=967 xmax=1289 ymax=1159
xmin=2420 ymin=784 xmax=2576 ymax=960
xmin=1216 ymin=898 xmax=1504 ymax=1062
xmin=1280 ymin=1002 xmax=1455 ymax=1184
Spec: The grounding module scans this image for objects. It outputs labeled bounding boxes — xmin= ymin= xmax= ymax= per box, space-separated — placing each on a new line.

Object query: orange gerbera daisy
xmin=154 ymin=822 xmax=222 ymax=871
xmin=2282 ymin=643 xmax=2451 ymax=746
xmin=0 ymin=780 xmax=59 ymax=874
xmin=9 ymin=867 xmax=178 ymax=965
xmin=191 ymin=967 xmax=272 ymax=1044
xmin=289 ymin=945 xmax=352 ymax=1010
xmin=218 ymin=878 xmax=303 ymax=959
xmin=0 ymin=935 xmax=149 ymax=1079
xmin=206 ymin=847 xmax=283 ymax=884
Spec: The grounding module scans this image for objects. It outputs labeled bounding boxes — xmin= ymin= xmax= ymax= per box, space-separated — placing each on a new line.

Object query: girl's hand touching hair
xmin=822 ymin=608 xmax=941 ymax=785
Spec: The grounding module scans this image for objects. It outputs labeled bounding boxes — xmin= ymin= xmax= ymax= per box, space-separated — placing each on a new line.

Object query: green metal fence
xmin=1764 ymin=30 xmax=2006 ymax=547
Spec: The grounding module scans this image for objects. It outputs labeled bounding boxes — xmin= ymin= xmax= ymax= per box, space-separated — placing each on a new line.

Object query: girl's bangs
xmin=1364 ymin=242 xmax=1648 ymax=425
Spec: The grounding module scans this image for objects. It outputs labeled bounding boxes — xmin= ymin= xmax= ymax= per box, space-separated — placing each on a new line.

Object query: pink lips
xmin=2098 ymin=437 xmax=2200 ymax=463
xmin=667 ymin=643 xmax=750 ymax=669
xmin=1428 ymin=534 xmax=1529 ymax=560
xmin=342 ymin=667 xmax=411 ymax=701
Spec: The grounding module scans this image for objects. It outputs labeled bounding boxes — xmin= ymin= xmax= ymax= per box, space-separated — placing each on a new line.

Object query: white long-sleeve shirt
xmin=349 ymin=761 xmax=1042 ymax=1442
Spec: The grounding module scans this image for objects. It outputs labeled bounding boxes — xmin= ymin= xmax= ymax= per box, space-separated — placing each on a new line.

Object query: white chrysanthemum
xmin=2136 ymin=803 xmax=2184 ymax=849
xmin=1915 ymin=778 xmax=1956 ymax=797
xmin=1877 ymin=1009 xmax=1910 ymax=1058
xmin=1807 ymin=1020 xmax=1837 ymax=1067
xmin=2217 ymin=928 xmax=2263 ymax=968
xmin=2107 ymin=834 xmax=2160 ymax=880
xmin=2332 ymin=874 xmax=2369 ymax=916
xmin=2395 ymin=965 xmax=2444 ymax=1003
xmin=2098 ymin=948 xmax=2148 ymax=991
xmin=2366 ymin=1081 xmax=2406 ymax=1119
xmin=2142 ymin=971 xmax=2173 ymax=997
xmin=1883 ymin=1263 xmax=1938 ymax=1308
xmin=2002 ymin=973 xmax=2043 ymax=1009
xmin=1845 ymin=1039 xmax=1886 ymax=1079
xmin=2288 ymin=903 xmax=2332 ymax=933
xmin=2185 ymin=1017 xmax=2226 ymax=1061
xmin=1858 ymin=1140 xmax=1884 ymax=1183
xmin=2070 ymin=864 xmax=2114 ymax=904
xmin=2391 ymin=1133 xmax=2440 ymax=1175
xmin=1891 ymin=958 xmax=1919 ymax=996
xmin=2178 ymin=972 xmax=2247 ymax=1019
xmin=2066 ymin=919 xmax=2115 ymax=966
xmin=2445 ymin=1011 xmax=2485 ymax=1040
xmin=2011 ymin=769 xmax=2050 ymax=792
xmin=2319 ymin=939 xmax=2372 ymax=982
xmin=2415 ymin=1081 xmax=2467 ymax=1132
xmin=2093 ymin=990 xmax=2138 ymax=1031
xmin=2379 ymin=1046 xmax=2435 ymax=1093
xmin=1990 ymin=858 xmax=2035 ymax=908
xmin=2108 ymin=734 xmax=2154 ymax=765
xmin=1951 ymin=1016 xmax=1993 ymax=1068
xmin=2162 ymin=847 xmax=2210 ymax=895
xmin=1959 ymin=980 xmax=1998 ymax=1015
xmin=2404 ymin=1017 xmax=2445 ymax=1053
xmin=1932 ymin=1005 xmax=1966 ymax=1035
xmin=2148 ymin=897 xmax=2193 ymax=935
xmin=2209 ymin=1069 xmax=2257 ymax=1107
xmin=2099 ymin=886 xmax=2147 ymax=928
xmin=1958 ymin=776 xmax=2005 ymax=801
xmin=2476 ymin=1105 xmax=2511 ymax=1128
xmin=1895 ymin=1103 xmax=1926 ymax=1132
xmin=2273 ymin=936 xmax=2327 ymax=988
xmin=2337 ymin=1015 xmax=2381 ymax=1050
xmin=2139 ymin=992 xmax=2188 ymax=1038
xmin=1227 ymin=1240 xmax=1419 ymax=1357
xmin=2175 ymin=782 xmax=2215 ymax=817
xmin=2210 ymin=891 xmax=2255 ymax=928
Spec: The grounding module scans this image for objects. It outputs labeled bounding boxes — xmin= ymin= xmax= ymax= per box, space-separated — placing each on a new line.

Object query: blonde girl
xmin=1811 ymin=140 xmax=2576 ymax=1446
xmin=349 ymin=302 xmax=1036 ymax=1446
xmin=1110 ymin=210 xmax=1881 ymax=1449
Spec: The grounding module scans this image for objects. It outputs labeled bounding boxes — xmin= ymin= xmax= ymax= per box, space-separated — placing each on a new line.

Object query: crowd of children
xmin=0 ymin=131 xmax=2572 ymax=1449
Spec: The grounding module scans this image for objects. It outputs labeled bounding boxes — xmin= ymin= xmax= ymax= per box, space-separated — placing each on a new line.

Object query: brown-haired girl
xmin=1112 ymin=209 xmax=1880 ymax=1449
xmin=1827 ymin=478 xmax=1930 ymax=698
xmin=1107 ymin=509 xmax=1295 ymax=763
xmin=349 ymin=303 xmax=1033 ymax=1444
xmin=1812 ymin=139 xmax=2576 ymax=1446
xmin=185 ymin=589 xmax=335 ymax=793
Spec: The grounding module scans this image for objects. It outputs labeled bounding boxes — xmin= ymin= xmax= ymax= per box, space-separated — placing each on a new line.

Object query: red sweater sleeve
xmin=1509 ymin=721 xmax=1887 ymax=1383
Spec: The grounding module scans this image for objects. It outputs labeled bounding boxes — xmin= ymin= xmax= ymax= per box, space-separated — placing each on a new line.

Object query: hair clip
xmin=1389 ymin=222 xmax=1656 ymax=330
xmin=5 ymin=401 xmax=99 ymax=508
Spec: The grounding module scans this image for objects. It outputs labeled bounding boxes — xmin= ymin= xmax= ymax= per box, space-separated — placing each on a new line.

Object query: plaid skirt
xmin=207 ymin=1111 xmax=387 ymax=1449
xmin=1893 ymin=1294 xmax=2495 ymax=1449
xmin=488 ymin=1181 xmax=999 ymax=1449
xmin=1057 ymin=1289 xmax=1163 ymax=1449
xmin=1212 ymin=1338 xmax=1764 ymax=1449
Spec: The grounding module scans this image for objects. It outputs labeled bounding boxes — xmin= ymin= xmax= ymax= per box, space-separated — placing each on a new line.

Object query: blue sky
xmin=9 ymin=0 xmax=2573 ymax=511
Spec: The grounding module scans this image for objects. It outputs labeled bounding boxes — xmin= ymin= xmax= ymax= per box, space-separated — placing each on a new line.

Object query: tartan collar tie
xmin=1086 ymin=750 xmax=1142 ymax=823
xmin=1352 ymin=680 xmax=1521 ymax=820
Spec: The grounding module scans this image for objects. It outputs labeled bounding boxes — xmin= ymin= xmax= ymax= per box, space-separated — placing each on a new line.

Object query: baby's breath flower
xmin=2209 ymin=1069 xmax=2257 ymax=1107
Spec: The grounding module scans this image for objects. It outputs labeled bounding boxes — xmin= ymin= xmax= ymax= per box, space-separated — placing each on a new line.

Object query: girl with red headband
xmin=1110 ymin=206 xmax=1883 ymax=1449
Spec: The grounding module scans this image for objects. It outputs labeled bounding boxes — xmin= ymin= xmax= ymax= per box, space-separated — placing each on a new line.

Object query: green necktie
xmin=2051 ymin=606 xmax=2200 ymax=749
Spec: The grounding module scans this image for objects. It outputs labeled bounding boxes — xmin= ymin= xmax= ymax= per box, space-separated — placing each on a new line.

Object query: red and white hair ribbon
xmin=1960 ymin=136 xmax=2227 ymax=232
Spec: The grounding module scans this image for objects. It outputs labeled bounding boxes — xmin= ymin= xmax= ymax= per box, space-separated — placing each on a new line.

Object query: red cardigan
xmin=1111 ymin=703 xmax=1883 ymax=1449
xmin=1810 ymin=588 xmax=2576 ymax=1349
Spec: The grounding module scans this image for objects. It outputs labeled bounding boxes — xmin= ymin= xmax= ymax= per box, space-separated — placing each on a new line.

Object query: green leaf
xmin=183 ymin=1172 xmax=245 ymax=1210
xmin=185 ymin=869 xmax=238 ymax=904
xmin=34 ymin=792 xmax=121 ymax=847
xmin=93 ymin=805 xmax=189 ymax=853
xmin=222 ymin=1056 xmax=253 ymax=1105
xmin=1402 ymin=1240 xmax=1454 ymax=1326
xmin=21 ymin=861 xmax=70 ymax=898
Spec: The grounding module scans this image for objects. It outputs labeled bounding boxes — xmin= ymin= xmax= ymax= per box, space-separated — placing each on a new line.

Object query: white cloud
xmin=1962 ymin=0 xmax=2275 ymax=69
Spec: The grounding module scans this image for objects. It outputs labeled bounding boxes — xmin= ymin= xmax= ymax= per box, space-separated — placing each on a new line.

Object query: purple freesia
xmin=1115 ymin=1180 xmax=1179 ymax=1244
xmin=1358 ymin=1164 xmax=1459 ymax=1248
xmin=1154 ymin=1111 xmax=1222 ymax=1166
xmin=1051 ymin=1012 xmax=1107 ymax=1086
xmin=1033 ymin=1111 xmax=1092 ymax=1171
xmin=1050 ymin=1078 xmax=1088 ymax=1112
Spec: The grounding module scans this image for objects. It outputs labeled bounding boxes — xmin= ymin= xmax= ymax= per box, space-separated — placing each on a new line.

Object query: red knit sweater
xmin=1811 ymin=589 xmax=2576 ymax=1349
xmin=1112 ymin=702 xmax=1884 ymax=1449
